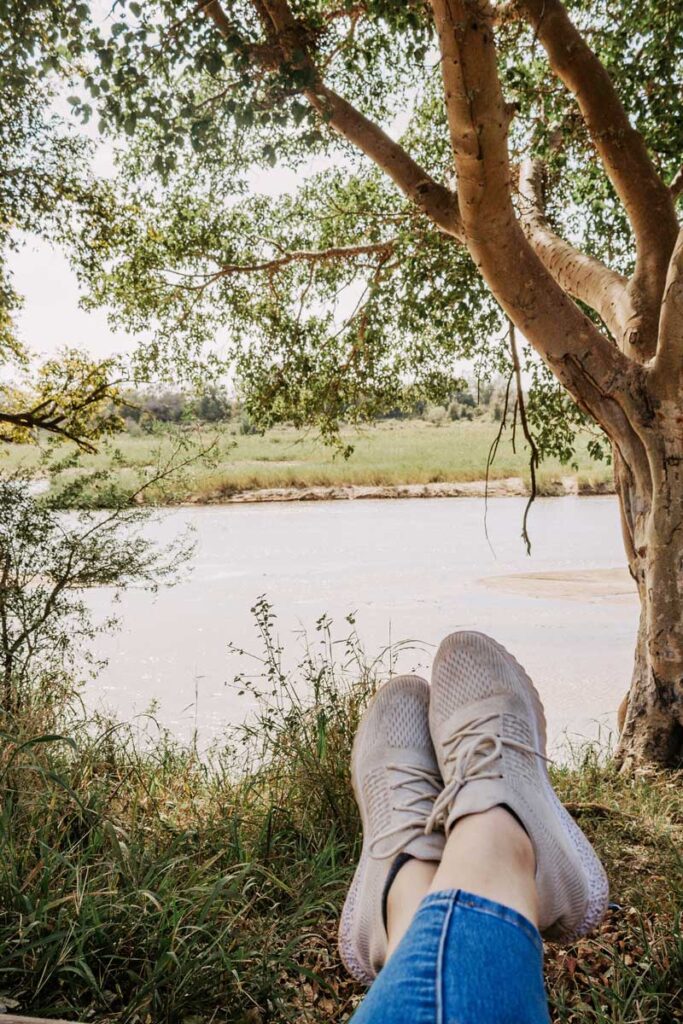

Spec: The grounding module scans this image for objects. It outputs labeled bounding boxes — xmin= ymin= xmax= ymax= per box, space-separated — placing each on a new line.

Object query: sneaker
xmin=426 ymin=631 xmax=608 ymax=939
xmin=339 ymin=675 xmax=445 ymax=983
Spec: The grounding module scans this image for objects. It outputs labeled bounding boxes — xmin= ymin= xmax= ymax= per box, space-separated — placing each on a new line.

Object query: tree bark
xmin=615 ymin=404 xmax=683 ymax=767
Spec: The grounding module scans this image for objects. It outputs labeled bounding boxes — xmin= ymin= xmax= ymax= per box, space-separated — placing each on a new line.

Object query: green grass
xmin=2 ymin=418 xmax=614 ymax=505
xmin=0 ymin=612 xmax=679 ymax=1024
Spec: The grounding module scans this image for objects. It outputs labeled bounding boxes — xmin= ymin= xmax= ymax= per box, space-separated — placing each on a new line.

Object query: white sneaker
xmin=338 ymin=675 xmax=445 ymax=983
xmin=427 ymin=631 xmax=608 ymax=939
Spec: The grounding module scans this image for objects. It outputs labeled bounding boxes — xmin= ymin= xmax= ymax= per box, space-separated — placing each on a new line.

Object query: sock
xmin=381 ymin=851 xmax=414 ymax=929
xmin=501 ymin=803 xmax=529 ymax=836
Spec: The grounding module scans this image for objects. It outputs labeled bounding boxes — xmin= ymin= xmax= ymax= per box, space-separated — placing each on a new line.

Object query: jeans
xmin=350 ymin=889 xmax=551 ymax=1024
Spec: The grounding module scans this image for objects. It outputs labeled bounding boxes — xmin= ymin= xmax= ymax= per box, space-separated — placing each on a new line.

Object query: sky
xmin=11 ymin=236 xmax=134 ymax=362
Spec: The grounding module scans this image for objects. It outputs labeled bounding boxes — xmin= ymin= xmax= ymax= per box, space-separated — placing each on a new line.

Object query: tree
xmin=0 ymin=471 xmax=191 ymax=717
xmin=35 ymin=0 xmax=682 ymax=765
xmin=0 ymin=349 xmax=125 ymax=450
xmin=192 ymin=384 xmax=233 ymax=423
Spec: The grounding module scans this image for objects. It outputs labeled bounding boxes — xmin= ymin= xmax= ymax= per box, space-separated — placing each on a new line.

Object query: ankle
xmin=428 ymin=806 xmax=539 ymax=926
xmin=385 ymin=858 xmax=439 ymax=955
xmin=486 ymin=805 xmax=536 ymax=874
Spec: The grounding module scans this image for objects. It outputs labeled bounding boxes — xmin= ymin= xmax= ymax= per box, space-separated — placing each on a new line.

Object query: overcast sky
xmin=11 ymin=236 xmax=134 ymax=362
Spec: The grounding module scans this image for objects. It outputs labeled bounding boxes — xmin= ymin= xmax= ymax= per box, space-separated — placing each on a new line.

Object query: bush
xmin=0 ymin=474 xmax=188 ymax=715
xmin=239 ymin=411 xmax=259 ymax=435
xmin=0 ymin=604 xmax=381 ymax=1022
xmin=426 ymin=405 xmax=447 ymax=426
xmin=122 ymin=415 xmax=142 ymax=435
xmin=193 ymin=386 xmax=233 ymax=423
xmin=455 ymin=389 xmax=475 ymax=409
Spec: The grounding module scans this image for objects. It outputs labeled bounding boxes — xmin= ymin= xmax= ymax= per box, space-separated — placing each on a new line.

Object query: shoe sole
xmin=338 ymin=675 xmax=430 ymax=985
xmin=432 ymin=631 xmax=608 ymax=940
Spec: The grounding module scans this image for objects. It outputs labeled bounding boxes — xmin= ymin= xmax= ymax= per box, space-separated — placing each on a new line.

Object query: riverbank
xmin=1 ymin=645 xmax=680 ymax=1024
xmin=184 ymin=475 xmax=614 ymax=504
xmin=4 ymin=418 xmax=614 ymax=506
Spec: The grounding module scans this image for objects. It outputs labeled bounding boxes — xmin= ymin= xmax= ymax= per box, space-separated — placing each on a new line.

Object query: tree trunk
xmin=615 ymin=411 xmax=683 ymax=768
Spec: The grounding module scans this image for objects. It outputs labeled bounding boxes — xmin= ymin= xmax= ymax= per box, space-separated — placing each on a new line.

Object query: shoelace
xmin=424 ymin=711 xmax=549 ymax=835
xmin=368 ymin=763 xmax=443 ymax=859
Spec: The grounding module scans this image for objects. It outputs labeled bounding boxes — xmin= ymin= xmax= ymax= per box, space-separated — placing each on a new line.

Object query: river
xmin=84 ymin=495 xmax=639 ymax=756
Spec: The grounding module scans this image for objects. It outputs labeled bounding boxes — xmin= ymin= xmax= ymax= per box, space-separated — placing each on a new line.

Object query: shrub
xmin=426 ymin=405 xmax=447 ymax=426
xmin=239 ymin=412 xmax=259 ymax=435
xmin=193 ymin=386 xmax=233 ymax=423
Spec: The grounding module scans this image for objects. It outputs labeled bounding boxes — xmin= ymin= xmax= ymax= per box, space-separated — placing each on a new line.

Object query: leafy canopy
xmin=6 ymin=0 xmax=683 ymax=458
xmin=0 ymin=2 xmax=128 ymax=448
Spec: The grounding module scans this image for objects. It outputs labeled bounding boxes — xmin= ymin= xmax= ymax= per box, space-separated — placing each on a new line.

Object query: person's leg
xmin=385 ymin=857 xmax=438 ymax=957
xmin=345 ymin=631 xmax=609 ymax=1023
xmin=385 ymin=806 xmax=536 ymax=955
xmin=353 ymin=805 xmax=548 ymax=1024
xmin=427 ymin=806 xmax=538 ymax=923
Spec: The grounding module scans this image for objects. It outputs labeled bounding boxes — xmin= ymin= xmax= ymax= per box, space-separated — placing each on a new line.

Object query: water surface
xmin=85 ymin=495 xmax=638 ymax=754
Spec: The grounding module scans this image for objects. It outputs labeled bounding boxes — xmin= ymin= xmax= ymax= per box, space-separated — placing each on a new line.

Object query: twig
xmin=670 ymin=165 xmax=683 ymax=200
xmin=483 ymin=363 xmax=514 ymax=554
xmin=508 ymin=319 xmax=539 ymax=554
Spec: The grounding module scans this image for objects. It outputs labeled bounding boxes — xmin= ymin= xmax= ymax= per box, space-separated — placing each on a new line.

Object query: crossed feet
xmin=339 ymin=631 xmax=609 ymax=984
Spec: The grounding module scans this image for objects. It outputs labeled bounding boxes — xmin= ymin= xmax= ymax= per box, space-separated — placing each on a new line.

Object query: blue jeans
xmin=350 ymin=889 xmax=551 ymax=1024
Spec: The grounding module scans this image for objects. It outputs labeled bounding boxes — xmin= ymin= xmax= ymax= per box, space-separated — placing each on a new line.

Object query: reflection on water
xmin=84 ymin=495 xmax=638 ymax=755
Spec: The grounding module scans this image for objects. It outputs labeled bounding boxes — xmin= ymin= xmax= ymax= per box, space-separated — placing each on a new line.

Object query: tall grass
xmin=2 ymin=419 xmax=614 ymax=506
xmin=0 ymin=609 xmax=679 ymax=1022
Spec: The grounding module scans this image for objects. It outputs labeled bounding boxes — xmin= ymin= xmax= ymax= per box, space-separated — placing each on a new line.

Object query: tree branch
xmin=652 ymin=226 xmax=683 ymax=392
xmin=307 ymin=83 xmax=463 ymax=238
xmin=165 ymin=239 xmax=396 ymax=297
xmin=518 ymin=159 xmax=636 ymax=350
xmin=204 ymin=0 xmax=464 ymax=239
xmin=429 ymin=0 xmax=637 ymax=448
xmin=208 ymin=239 xmax=394 ymax=282
xmin=513 ymin=0 xmax=679 ymax=356
xmin=0 ymin=377 xmax=120 ymax=453
xmin=0 ymin=410 xmax=98 ymax=452
xmin=508 ymin=319 xmax=538 ymax=554
xmin=670 ymin=166 xmax=683 ymax=201
xmin=429 ymin=0 xmax=654 ymax=507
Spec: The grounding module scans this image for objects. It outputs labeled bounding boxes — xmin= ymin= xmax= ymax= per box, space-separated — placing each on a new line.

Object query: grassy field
xmin=2 ymin=418 xmax=614 ymax=505
xmin=0 ymin=619 xmax=679 ymax=1024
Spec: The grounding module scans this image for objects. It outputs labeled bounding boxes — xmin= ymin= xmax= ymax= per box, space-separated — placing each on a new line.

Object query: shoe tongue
xmin=444 ymin=779 xmax=510 ymax=831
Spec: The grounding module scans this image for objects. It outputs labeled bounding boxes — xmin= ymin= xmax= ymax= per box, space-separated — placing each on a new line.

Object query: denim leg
xmin=349 ymin=889 xmax=550 ymax=1024
xmin=439 ymin=890 xmax=551 ymax=1023
xmin=349 ymin=895 xmax=445 ymax=1024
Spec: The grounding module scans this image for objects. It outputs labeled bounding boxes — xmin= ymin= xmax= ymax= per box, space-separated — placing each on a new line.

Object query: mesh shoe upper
xmin=429 ymin=631 xmax=608 ymax=939
xmin=338 ymin=675 xmax=445 ymax=983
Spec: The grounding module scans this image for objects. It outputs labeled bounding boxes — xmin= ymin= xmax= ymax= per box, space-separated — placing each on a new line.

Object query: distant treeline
xmin=118 ymin=380 xmax=510 ymax=434
xmin=119 ymin=386 xmax=234 ymax=429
